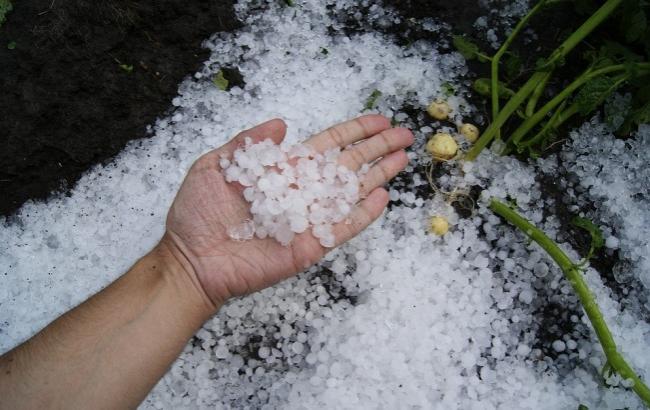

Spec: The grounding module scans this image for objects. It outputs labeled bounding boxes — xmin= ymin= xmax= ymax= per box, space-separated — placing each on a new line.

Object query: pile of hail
xmin=221 ymin=137 xmax=366 ymax=247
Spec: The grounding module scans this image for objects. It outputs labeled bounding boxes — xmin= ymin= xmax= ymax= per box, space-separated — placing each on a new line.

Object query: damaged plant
xmin=452 ymin=0 xmax=650 ymax=160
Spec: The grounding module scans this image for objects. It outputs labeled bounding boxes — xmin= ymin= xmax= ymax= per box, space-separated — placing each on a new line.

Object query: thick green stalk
xmin=508 ymin=64 xmax=649 ymax=149
xmin=515 ymin=102 xmax=578 ymax=153
xmin=489 ymin=198 xmax=650 ymax=407
xmin=551 ymin=102 xmax=579 ymax=128
xmin=466 ymin=0 xmax=624 ymax=161
xmin=525 ymin=71 xmax=552 ymax=117
xmin=539 ymin=0 xmax=623 ymax=70
xmin=466 ymin=72 xmax=545 ymax=160
xmin=491 ymin=0 xmax=551 ymax=140
xmin=502 ymin=100 xmax=570 ymax=156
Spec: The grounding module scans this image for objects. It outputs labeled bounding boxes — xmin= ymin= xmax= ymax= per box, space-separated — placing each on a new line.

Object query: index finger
xmin=305 ymin=114 xmax=391 ymax=152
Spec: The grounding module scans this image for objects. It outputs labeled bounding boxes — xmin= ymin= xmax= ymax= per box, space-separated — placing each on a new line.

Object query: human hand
xmin=160 ymin=115 xmax=413 ymax=309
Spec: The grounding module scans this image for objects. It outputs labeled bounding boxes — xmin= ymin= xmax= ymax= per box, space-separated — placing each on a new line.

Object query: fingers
xmin=338 ymin=127 xmax=413 ymax=171
xmin=224 ymin=118 xmax=287 ymax=153
xmin=306 ymin=114 xmax=391 ymax=152
xmin=359 ymin=150 xmax=408 ymax=197
xmin=332 ymin=187 xmax=389 ymax=247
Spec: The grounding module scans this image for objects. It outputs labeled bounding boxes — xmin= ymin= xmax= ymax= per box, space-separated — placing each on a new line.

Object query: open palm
xmin=163 ymin=115 xmax=413 ymax=307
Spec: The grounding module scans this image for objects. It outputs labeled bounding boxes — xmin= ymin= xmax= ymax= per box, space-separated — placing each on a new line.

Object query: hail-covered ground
xmin=1 ymin=1 xmax=649 ymax=409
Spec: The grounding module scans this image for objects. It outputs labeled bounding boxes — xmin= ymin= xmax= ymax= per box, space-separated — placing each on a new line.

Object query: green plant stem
xmin=515 ymin=102 xmax=578 ymax=154
xmin=477 ymin=52 xmax=493 ymax=62
xmin=466 ymin=72 xmax=545 ymax=160
xmin=525 ymin=71 xmax=552 ymax=117
xmin=466 ymin=0 xmax=624 ymax=161
xmin=552 ymin=102 xmax=579 ymax=129
xmin=491 ymin=0 xmax=552 ymax=140
xmin=538 ymin=0 xmax=623 ymax=71
xmin=504 ymin=100 xmax=569 ymax=156
xmin=489 ymin=198 xmax=650 ymax=407
xmin=508 ymin=64 xmax=650 ymax=149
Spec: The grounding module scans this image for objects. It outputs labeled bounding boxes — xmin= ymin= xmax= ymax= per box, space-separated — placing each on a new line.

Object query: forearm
xmin=0 ymin=239 xmax=218 ymax=410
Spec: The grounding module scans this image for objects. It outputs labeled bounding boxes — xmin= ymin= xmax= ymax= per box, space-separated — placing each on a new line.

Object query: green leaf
xmin=503 ymin=51 xmax=523 ymax=80
xmin=319 ymin=47 xmax=329 ymax=55
xmin=574 ymin=76 xmax=623 ymax=116
xmin=604 ymin=93 xmax=632 ymax=131
xmin=452 ymin=35 xmax=481 ymax=61
xmin=7 ymin=40 xmax=16 ymax=49
xmin=630 ymin=100 xmax=650 ymax=126
xmin=619 ymin=77 xmax=650 ymax=131
xmin=626 ymin=11 xmax=646 ymax=42
xmin=472 ymin=78 xmax=515 ymax=99
xmin=598 ymin=41 xmax=643 ymax=64
xmin=283 ymin=0 xmax=295 ymax=6
xmin=119 ymin=64 xmax=133 ymax=73
xmin=0 ymin=0 xmax=12 ymax=28
xmin=621 ymin=0 xmax=647 ymax=42
xmin=441 ymin=82 xmax=455 ymax=97
xmin=571 ymin=216 xmax=604 ymax=260
xmin=364 ymin=89 xmax=382 ymax=110
xmin=578 ymin=405 xmax=589 ymax=410
xmin=212 ymin=70 xmax=229 ymax=91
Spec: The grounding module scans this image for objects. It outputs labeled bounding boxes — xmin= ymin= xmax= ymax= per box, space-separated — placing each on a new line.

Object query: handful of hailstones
xmin=221 ymin=137 xmax=367 ymax=247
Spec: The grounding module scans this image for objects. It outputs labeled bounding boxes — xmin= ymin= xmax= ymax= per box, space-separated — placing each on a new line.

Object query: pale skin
xmin=0 ymin=114 xmax=413 ymax=409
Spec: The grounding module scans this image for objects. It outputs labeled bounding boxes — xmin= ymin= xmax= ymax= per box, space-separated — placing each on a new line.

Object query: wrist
xmin=151 ymin=236 xmax=221 ymax=318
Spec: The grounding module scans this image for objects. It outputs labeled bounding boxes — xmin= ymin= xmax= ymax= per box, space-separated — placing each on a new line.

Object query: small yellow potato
xmin=426 ymin=132 xmax=458 ymax=160
xmin=427 ymin=100 xmax=451 ymax=120
xmin=459 ymin=123 xmax=480 ymax=143
xmin=429 ymin=216 xmax=449 ymax=236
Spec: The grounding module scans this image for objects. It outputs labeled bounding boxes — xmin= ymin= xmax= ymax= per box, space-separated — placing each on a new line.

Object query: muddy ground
xmin=0 ymin=0 xmax=239 ymax=216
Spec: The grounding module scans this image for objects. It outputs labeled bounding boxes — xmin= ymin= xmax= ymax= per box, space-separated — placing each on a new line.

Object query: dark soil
xmin=0 ymin=0 xmax=239 ymax=216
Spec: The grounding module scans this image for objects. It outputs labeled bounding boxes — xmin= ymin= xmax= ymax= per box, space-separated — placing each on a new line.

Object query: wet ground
xmin=0 ymin=0 xmax=238 ymax=215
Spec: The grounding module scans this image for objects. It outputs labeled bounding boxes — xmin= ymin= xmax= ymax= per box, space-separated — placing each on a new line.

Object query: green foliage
xmin=364 ymin=89 xmax=382 ymax=110
xmin=571 ymin=216 xmax=604 ymax=260
xmin=604 ymin=93 xmax=632 ymax=129
xmin=452 ymin=35 xmax=487 ymax=61
xmin=618 ymin=79 xmax=650 ymax=133
xmin=503 ymin=52 xmax=523 ymax=81
xmin=577 ymin=405 xmax=589 ymax=410
xmin=7 ymin=40 xmax=15 ymax=49
xmin=0 ymin=0 xmax=12 ymax=28
xmin=283 ymin=0 xmax=295 ymax=6
xmin=119 ymin=64 xmax=133 ymax=73
xmin=575 ymin=75 xmax=623 ymax=115
xmin=472 ymin=78 xmax=515 ymax=99
xmin=621 ymin=0 xmax=647 ymax=42
xmin=441 ymin=82 xmax=455 ymax=97
xmin=466 ymin=0 xmax=650 ymax=160
xmin=628 ymin=99 xmax=650 ymax=126
xmin=212 ymin=70 xmax=229 ymax=91
xmin=595 ymin=40 xmax=643 ymax=65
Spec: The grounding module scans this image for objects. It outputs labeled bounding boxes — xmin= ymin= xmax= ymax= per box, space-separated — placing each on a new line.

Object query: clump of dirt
xmin=0 ymin=0 xmax=239 ymax=216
